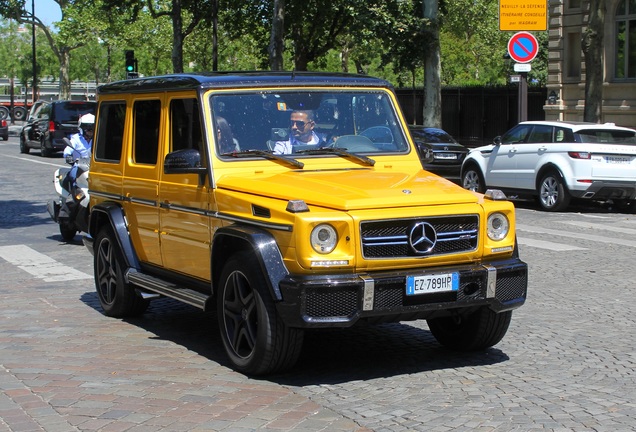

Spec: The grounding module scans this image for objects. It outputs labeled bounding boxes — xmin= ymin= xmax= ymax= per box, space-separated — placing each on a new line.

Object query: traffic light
xmin=125 ymin=50 xmax=137 ymax=78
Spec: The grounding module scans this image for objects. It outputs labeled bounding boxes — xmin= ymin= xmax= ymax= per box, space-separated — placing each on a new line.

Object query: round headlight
xmin=487 ymin=213 xmax=509 ymax=241
xmin=310 ymin=224 xmax=338 ymax=254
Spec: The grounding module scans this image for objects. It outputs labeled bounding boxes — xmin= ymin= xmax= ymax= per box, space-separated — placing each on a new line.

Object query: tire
xmin=59 ymin=223 xmax=77 ymax=241
xmin=94 ymin=226 xmax=149 ymax=317
xmin=0 ymin=106 xmax=9 ymax=121
xmin=537 ymin=171 xmax=570 ymax=211
xmin=462 ymin=165 xmax=485 ymax=193
xmin=217 ymin=251 xmax=304 ymax=375
xmin=40 ymin=139 xmax=52 ymax=157
xmin=427 ymin=307 xmax=512 ymax=351
xmin=12 ymin=107 xmax=27 ymax=121
xmin=19 ymin=135 xmax=29 ymax=154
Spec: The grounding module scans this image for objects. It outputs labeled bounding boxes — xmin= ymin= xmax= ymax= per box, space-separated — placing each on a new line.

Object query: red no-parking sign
xmin=507 ymin=32 xmax=539 ymax=64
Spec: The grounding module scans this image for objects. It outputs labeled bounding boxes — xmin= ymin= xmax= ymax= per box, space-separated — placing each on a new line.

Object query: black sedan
xmin=0 ymin=119 xmax=8 ymax=141
xmin=408 ymin=126 xmax=468 ymax=181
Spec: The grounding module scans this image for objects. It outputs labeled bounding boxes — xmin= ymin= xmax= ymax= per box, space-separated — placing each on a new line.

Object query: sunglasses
xmin=290 ymin=120 xmax=311 ymax=129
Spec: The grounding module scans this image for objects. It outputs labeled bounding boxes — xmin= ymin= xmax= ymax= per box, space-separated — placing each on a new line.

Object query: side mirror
xmin=164 ymin=149 xmax=207 ymax=182
xmin=493 ymin=136 xmax=502 ymax=145
xmin=416 ymin=142 xmax=435 ymax=164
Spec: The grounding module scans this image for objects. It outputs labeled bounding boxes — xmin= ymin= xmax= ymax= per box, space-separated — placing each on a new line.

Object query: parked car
xmin=0 ymin=118 xmax=8 ymax=141
xmin=85 ymin=72 xmax=527 ymax=375
xmin=19 ymin=100 xmax=96 ymax=157
xmin=461 ymin=120 xmax=636 ymax=211
xmin=408 ymin=126 xmax=468 ymax=181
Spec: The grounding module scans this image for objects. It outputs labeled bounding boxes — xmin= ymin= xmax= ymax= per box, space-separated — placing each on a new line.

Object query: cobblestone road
xmin=1 ymin=138 xmax=635 ymax=431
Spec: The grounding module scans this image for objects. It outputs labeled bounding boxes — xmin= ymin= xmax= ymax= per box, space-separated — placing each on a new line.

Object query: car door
xmin=513 ymin=124 xmax=554 ymax=190
xmin=485 ymin=124 xmax=532 ymax=188
xmin=158 ymin=96 xmax=212 ymax=280
xmin=29 ymin=102 xmax=50 ymax=147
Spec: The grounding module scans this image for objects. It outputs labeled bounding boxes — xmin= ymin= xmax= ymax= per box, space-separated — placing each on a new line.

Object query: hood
xmin=217 ymin=168 xmax=479 ymax=210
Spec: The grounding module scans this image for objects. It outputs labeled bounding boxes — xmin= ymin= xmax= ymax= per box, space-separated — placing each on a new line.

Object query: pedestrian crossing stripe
xmin=0 ymin=245 xmax=92 ymax=282
xmin=517 ymin=237 xmax=586 ymax=251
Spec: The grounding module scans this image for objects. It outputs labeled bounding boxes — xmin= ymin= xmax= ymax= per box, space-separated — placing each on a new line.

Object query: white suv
xmin=461 ymin=120 xmax=636 ymax=211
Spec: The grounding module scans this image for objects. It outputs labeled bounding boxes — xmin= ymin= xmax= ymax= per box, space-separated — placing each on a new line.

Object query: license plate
xmin=406 ymin=273 xmax=459 ymax=296
xmin=435 ymin=153 xmax=457 ymax=160
xmin=604 ymin=155 xmax=631 ymax=164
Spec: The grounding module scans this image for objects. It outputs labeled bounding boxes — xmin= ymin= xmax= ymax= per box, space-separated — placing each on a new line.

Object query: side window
xmin=170 ymin=98 xmax=203 ymax=152
xmin=133 ymin=100 xmax=161 ymax=165
xmin=527 ymin=125 xmax=553 ymax=143
xmin=501 ymin=125 xmax=531 ymax=144
xmin=555 ymin=127 xmax=573 ymax=143
xmin=94 ymin=101 xmax=126 ymax=162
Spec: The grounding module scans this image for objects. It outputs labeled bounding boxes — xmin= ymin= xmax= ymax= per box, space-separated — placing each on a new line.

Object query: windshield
xmin=209 ymin=90 xmax=409 ymax=158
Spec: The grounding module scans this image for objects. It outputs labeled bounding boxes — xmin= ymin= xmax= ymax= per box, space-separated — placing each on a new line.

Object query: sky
xmin=36 ymin=0 xmax=62 ymax=26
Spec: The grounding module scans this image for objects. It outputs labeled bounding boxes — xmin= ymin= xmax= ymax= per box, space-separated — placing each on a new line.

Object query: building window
xmin=568 ymin=0 xmax=581 ymax=9
xmin=566 ymin=32 xmax=582 ymax=79
xmin=616 ymin=0 xmax=636 ymax=79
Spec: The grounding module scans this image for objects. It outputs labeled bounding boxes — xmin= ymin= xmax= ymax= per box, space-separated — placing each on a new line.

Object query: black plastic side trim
xmin=212 ymin=225 xmax=288 ymax=300
xmin=89 ymin=202 xmax=140 ymax=271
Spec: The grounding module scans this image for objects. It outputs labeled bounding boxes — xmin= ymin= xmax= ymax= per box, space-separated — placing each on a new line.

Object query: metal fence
xmin=396 ymin=86 xmax=548 ymax=147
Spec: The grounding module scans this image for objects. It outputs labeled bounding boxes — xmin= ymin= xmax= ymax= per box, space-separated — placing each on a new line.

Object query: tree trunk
xmin=58 ymin=48 xmax=71 ymax=100
xmin=582 ymin=0 xmax=605 ymax=122
xmin=171 ymin=0 xmax=184 ymax=73
xmin=422 ymin=0 xmax=442 ymax=128
xmin=269 ymin=0 xmax=285 ymax=70
xmin=212 ymin=0 xmax=219 ymax=71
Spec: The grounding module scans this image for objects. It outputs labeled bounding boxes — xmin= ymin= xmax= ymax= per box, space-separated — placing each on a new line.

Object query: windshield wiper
xmin=296 ymin=147 xmax=376 ymax=166
xmin=221 ymin=149 xmax=304 ymax=169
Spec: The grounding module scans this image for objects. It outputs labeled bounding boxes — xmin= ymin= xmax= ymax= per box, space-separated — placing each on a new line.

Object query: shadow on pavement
xmin=80 ymin=292 xmax=510 ymax=384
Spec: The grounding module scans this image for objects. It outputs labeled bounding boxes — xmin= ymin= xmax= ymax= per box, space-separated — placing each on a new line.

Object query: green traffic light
xmin=126 ymin=65 xmax=134 ymax=71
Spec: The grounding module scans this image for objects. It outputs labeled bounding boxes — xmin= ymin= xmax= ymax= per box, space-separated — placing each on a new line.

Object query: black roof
xmin=97 ymin=71 xmax=393 ymax=95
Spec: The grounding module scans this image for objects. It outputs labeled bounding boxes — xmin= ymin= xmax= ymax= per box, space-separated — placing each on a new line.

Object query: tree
xmin=101 ymin=0 xmax=214 ymax=73
xmin=0 ymin=0 xmax=103 ymax=99
xmin=582 ymin=0 xmax=605 ymax=122
xmin=269 ymin=0 xmax=284 ymax=70
xmin=422 ymin=0 xmax=442 ymax=128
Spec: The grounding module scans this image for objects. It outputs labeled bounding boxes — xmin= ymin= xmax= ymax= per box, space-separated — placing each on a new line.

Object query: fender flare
xmin=89 ymin=202 xmax=140 ymax=271
xmin=212 ymin=225 xmax=288 ymax=301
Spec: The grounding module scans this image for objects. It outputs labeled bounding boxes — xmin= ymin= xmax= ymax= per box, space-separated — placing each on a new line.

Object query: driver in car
xmin=273 ymin=110 xmax=326 ymax=154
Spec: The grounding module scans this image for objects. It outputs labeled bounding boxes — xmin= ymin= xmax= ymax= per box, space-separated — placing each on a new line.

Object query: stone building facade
xmin=546 ymin=0 xmax=636 ymax=127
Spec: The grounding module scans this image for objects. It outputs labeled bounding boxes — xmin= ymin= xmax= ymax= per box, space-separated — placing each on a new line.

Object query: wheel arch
xmin=460 ymin=158 xmax=484 ymax=179
xmin=535 ymin=163 xmax=568 ymax=192
xmin=89 ymin=202 xmax=141 ymax=271
xmin=212 ymin=225 xmax=288 ymax=301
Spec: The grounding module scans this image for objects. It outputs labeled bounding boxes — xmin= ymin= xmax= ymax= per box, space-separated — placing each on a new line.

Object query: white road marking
xmin=0 ymin=245 xmax=92 ymax=282
xmin=517 ymin=237 xmax=586 ymax=251
xmin=517 ymin=224 xmax=636 ymax=248
xmin=1 ymin=153 xmax=65 ymax=168
xmin=561 ymin=220 xmax=636 ymax=235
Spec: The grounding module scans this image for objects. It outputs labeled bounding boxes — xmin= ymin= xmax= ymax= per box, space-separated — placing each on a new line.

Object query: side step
xmin=127 ymin=271 xmax=211 ymax=311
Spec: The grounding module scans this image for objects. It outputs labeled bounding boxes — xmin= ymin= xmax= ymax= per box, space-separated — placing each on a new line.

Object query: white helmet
xmin=78 ymin=113 xmax=95 ymax=134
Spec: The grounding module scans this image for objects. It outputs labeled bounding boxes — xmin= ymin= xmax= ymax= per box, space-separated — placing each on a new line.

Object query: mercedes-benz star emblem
xmin=409 ymin=222 xmax=437 ymax=254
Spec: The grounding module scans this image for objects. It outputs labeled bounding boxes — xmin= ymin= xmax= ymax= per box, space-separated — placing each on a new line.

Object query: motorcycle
xmin=47 ymin=139 xmax=90 ymax=241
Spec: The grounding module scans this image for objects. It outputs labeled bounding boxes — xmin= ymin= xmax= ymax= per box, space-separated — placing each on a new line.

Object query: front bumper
xmin=277 ymin=256 xmax=527 ymax=328
xmin=571 ymin=179 xmax=636 ymax=200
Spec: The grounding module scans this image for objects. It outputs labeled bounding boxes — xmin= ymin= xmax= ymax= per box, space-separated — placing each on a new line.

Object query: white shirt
xmin=273 ymin=131 xmax=323 ymax=155
xmin=64 ymin=132 xmax=92 ymax=159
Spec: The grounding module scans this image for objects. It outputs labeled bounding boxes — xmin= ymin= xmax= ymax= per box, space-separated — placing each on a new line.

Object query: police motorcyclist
xmin=62 ymin=113 xmax=94 ymax=191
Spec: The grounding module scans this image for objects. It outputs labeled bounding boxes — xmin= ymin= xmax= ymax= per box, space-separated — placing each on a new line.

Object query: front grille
xmin=360 ymin=215 xmax=479 ymax=258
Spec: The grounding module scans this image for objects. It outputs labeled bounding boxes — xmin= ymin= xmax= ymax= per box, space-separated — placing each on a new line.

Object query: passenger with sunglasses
xmin=273 ymin=110 xmax=326 ymax=154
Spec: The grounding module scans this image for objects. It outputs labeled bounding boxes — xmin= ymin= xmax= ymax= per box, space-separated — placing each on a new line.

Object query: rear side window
xmin=575 ymin=129 xmax=636 ymax=144
xmin=94 ymin=102 xmax=126 ymax=162
xmin=170 ymin=98 xmax=203 ymax=152
xmin=133 ymin=100 xmax=161 ymax=164
xmin=527 ymin=125 xmax=553 ymax=143
xmin=53 ymin=102 xmax=96 ymax=123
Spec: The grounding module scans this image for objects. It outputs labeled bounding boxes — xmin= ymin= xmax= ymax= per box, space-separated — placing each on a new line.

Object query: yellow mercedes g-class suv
xmin=86 ymin=72 xmax=527 ymax=375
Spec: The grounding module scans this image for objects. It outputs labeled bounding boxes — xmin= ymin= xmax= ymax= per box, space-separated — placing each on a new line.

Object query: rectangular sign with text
xmin=499 ymin=0 xmax=547 ymax=31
